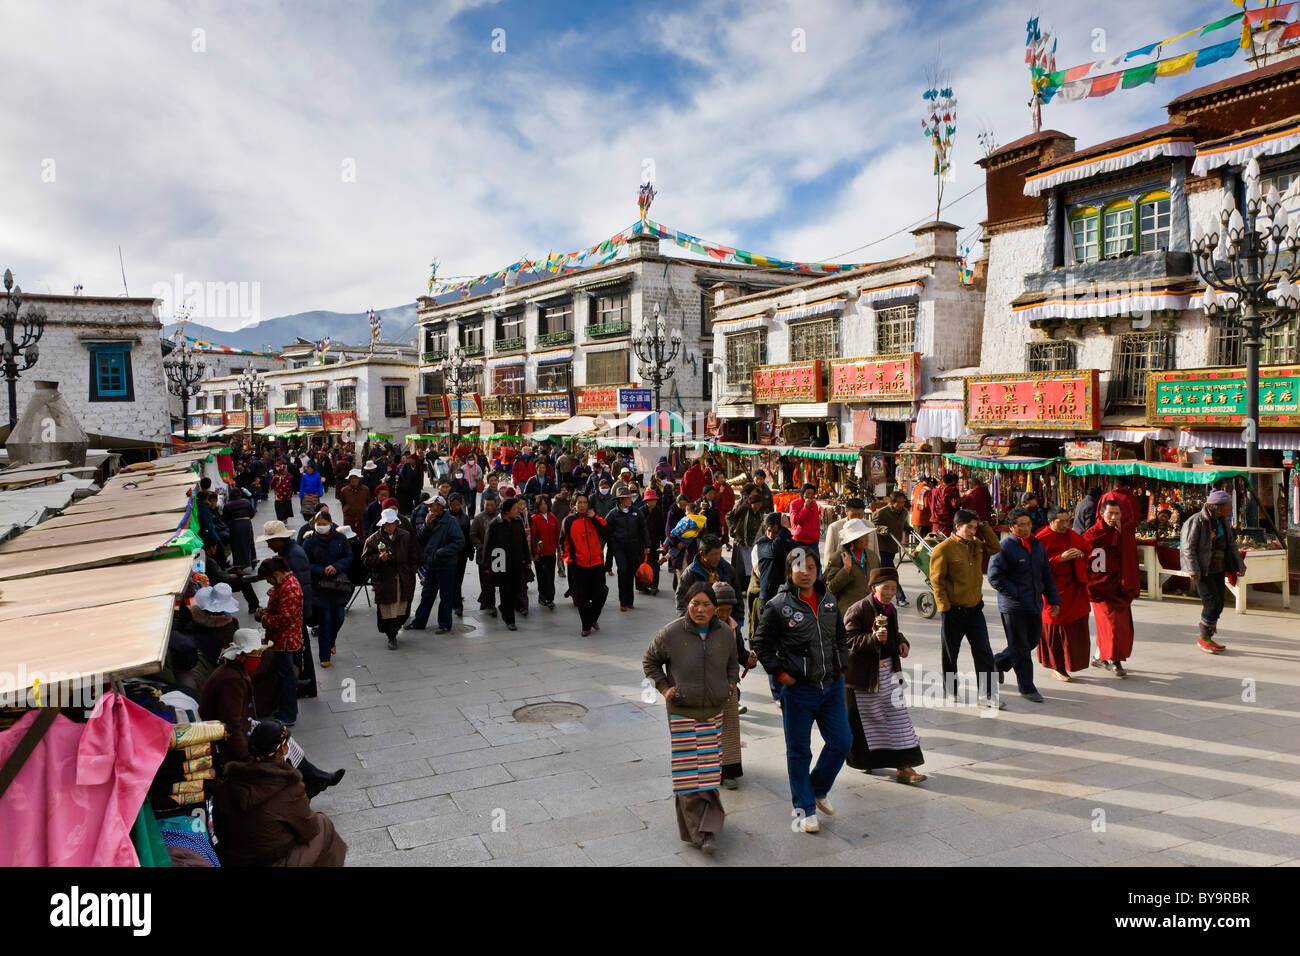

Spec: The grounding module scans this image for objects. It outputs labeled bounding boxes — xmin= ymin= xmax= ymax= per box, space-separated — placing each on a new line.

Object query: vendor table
xmin=1140 ymin=543 xmax=1290 ymax=613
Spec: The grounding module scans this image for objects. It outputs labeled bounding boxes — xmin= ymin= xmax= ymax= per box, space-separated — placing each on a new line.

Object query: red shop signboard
xmin=323 ymin=410 xmax=356 ymax=431
xmin=964 ymin=369 xmax=1100 ymax=430
xmin=752 ymin=361 xmax=823 ymax=404
xmin=828 ymin=353 xmax=919 ymax=402
xmin=575 ymin=385 xmax=624 ymax=414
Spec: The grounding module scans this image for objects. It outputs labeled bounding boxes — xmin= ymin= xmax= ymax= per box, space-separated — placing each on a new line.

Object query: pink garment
xmin=789 ymin=497 xmax=821 ymax=545
xmin=0 ymin=692 xmax=173 ymax=866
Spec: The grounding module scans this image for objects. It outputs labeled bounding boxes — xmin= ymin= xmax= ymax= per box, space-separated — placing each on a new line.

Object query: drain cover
xmin=512 ymin=702 xmax=588 ymax=723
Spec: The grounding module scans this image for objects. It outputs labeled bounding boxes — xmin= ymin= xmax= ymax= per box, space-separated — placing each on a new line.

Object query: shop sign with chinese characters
xmin=575 ymin=385 xmax=625 ymax=415
xmin=1147 ymin=366 xmax=1300 ymax=426
xmin=523 ymin=392 xmax=573 ymax=420
xmin=482 ymin=395 xmax=524 ymax=420
xmin=828 ymin=353 xmax=919 ymax=402
xmin=752 ymin=361 xmax=823 ymax=404
xmin=964 ymin=370 xmax=1100 ymax=430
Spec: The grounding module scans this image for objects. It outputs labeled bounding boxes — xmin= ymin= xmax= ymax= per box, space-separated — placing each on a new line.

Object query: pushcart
xmin=881 ymin=527 xmax=944 ymax=619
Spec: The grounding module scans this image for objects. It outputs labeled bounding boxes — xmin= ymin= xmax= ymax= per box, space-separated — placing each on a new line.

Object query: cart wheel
xmin=916 ymin=592 xmax=937 ymax=619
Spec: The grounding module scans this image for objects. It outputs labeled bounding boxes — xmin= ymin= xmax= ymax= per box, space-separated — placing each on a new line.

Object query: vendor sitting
xmin=212 ymin=719 xmax=348 ymax=867
xmin=1138 ymin=509 xmax=1177 ymax=539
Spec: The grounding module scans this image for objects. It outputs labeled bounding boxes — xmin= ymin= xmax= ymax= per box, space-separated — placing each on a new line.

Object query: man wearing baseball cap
xmin=1179 ymin=488 xmax=1245 ymax=654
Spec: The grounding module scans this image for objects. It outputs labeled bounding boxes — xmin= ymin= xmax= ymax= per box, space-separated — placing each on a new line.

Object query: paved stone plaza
xmin=269 ymin=493 xmax=1300 ymax=867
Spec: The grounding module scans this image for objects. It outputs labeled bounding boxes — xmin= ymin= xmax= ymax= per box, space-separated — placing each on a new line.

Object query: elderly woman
xmin=823 ymin=517 xmax=881 ymax=616
xmin=363 ymin=506 xmax=420 ymax=650
xmin=642 ymin=582 xmax=739 ymax=854
xmin=842 ymin=567 xmax=926 ymax=784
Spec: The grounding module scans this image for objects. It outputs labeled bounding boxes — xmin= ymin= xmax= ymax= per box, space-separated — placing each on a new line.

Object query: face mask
xmin=315 ymin=525 xmax=331 ymax=535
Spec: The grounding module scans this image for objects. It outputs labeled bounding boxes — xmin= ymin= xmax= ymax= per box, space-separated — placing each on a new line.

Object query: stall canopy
xmin=944 ymin=453 xmax=1062 ymax=470
xmin=531 ymin=415 xmax=599 ymax=440
xmin=1060 ymin=460 xmax=1276 ymax=486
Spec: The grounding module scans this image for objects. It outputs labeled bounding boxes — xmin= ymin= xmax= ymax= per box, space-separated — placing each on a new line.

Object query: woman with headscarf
xmin=842 ymin=567 xmax=926 ymax=784
xmin=642 ymin=582 xmax=738 ymax=854
xmin=1035 ymin=505 xmax=1092 ymax=681
xmin=362 ymin=506 xmax=420 ymax=650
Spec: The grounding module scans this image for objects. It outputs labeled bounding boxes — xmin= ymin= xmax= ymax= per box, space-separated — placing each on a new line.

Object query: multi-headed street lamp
xmin=438 ymin=345 xmax=483 ymax=446
xmin=633 ymin=302 xmax=682 ymax=444
xmin=165 ymin=338 xmax=207 ymax=442
xmin=2 ymin=270 xmax=48 ymax=431
xmin=1191 ymin=157 xmax=1300 ymax=471
xmin=237 ymin=364 xmax=267 ymax=448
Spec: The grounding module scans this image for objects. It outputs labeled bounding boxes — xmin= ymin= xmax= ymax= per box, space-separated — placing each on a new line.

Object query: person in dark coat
xmin=407 ymin=496 xmax=466 ymax=634
xmin=988 ymin=508 xmax=1061 ymax=704
xmin=395 ymin=453 xmax=423 ymax=516
xmin=636 ymin=488 xmax=664 ymax=595
xmin=1072 ymin=486 xmax=1102 ymax=536
xmin=606 ymin=489 xmax=648 ymax=611
xmin=676 ymin=534 xmax=747 ymax=630
xmin=212 ymin=720 xmax=347 ymax=867
xmin=362 ymin=507 xmax=420 ymax=650
xmin=447 ymin=492 xmax=473 ymax=617
xmin=301 ymin=514 xmax=352 ymax=668
xmin=223 ymin=487 xmax=258 ymax=570
xmin=486 ymin=496 xmax=529 ymax=630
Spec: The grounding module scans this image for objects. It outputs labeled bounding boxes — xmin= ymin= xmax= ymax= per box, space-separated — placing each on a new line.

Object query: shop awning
xmin=776 ymin=296 xmax=845 ymax=323
xmin=367 ymin=432 xmax=395 ymax=441
xmin=787 ymin=446 xmax=861 ymax=462
xmin=1097 ymin=414 xmax=1175 ymax=443
xmin=487 ymin=355 xmax=527 ymax=367
xmin=915 ymin=396 xmax=968 ymax=441
xmin=712 ymin=313 xmax=770 ymax=333
xmin=1191 ymin=116 xmax=1300 ymax=177
xmin=532 ymin=415 xmax=599 ymax=439
xmin=1175 ymin=429 xmax=1297 ymax=450
xmin=944 ymin=453 xmax=1062 ymax=470
xmin=1061 ymin=460 xmax=1272 ymax=485
xmin=716 ymin=403 xmax=756 ymax=419
xmin=213 ymin=426 xmax=243 ymax=436
xmin=257 ymin=424 xmax=297 ymax=437
xmin=779 ymin=403 xmax=833 ymax=419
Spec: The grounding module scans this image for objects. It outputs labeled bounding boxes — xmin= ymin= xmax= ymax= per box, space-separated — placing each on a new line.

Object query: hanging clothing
xmin=0 ymin=692 xmax=173 ymax=866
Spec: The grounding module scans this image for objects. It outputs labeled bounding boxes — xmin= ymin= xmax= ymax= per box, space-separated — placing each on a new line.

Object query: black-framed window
xmin=496 ymin=311 xmax=524 ymax=340
xmin=1026 ymin=341 xmax=1077 ymax=372
xmin=422 ymin=371 xmax=444 ymax=394
xmin=541 ymin=301 xmax=573 ymax=334
xmin=337 ymin=385 xmax=356 ymax=410
xmin=702 ymin=349 xmax=713 ymax=398
xmin=282 ymin=388 xmax=300 ymax=407
xmin=593 ymin=291 xmax=630 ymax=327
xmin=725 ymin=329 xmax=766 ymax=386
xmin=463 ymin=321 xmax=484 ymax=351
xmin=586 ymin=350 xmax=627 ymax=386
xmin=700 ymin=293 xmax=714 ymax=337
xmin=232 ymin=392 xmax=246 ymax=410
xmin=212 ymin=393 xmax=226 ymax=411
xmin=385 ymin=386 xmax=407 ymax=418
xmin=537 ymin=361 xmax=573 ymax=393
xmin=88 ymin=343 xmax=134 ymax=402
xmin=1110 ymin=331 xmax=1174 ymax=405
xmin=1211 ymin=323 xmax=1299 ymax=366
xmin=311 ymin=387 xmax=328 ymax=411
xmin=194 ymin=395 xmax=207 ymax=411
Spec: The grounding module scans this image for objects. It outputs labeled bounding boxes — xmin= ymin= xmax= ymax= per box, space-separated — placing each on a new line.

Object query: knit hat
xmin=248 ymin=719 xmax=290 ymax=760
xmin=868 ymin=567 xmax=900 ymax=589
xmin=711 ymin=581 xmax=737 ymax=606
xmin=1206 ymin=489 xmax=1232 ymax=505
xmin=382 ymin=497 xmax=399 ymax=509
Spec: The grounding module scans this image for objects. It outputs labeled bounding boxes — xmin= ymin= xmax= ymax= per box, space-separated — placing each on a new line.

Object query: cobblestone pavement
xmin=259 ymin=491 xmax=1300 ymax=867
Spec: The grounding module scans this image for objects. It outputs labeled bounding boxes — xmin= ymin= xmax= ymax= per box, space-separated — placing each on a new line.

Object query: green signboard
xmin=1147 ymin=366 xmax=1300 ymax=427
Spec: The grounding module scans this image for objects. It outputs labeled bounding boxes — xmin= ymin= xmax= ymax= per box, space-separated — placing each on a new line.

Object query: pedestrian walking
xmin=363 ymin=507 xmax=420 ymax=649
xmin=871 ymin=491 xmax=912 ymax=606
xmin=271 ymin=460 xmax=294 ymax=523
xmin=530 ymin=494 xmax=560 ymax=609
xmin=1179 ymin=488 xmax=1244 ymax=654
xmin=789 ymin=483 xmax=821 ymax=547
xmin=636 ymin=488 xmax=663 ymax=594
xmin=337 ymin=468 xmax=373 ymax=536
xmin=607 ymin=489 xmax=648 ymax=611
xmin=223 ymin=487 xmax=257 ymax=571
xmin=711 ymin=581 xmax=752 ymax=790
xmin=1036 ymin=506 xmax=1092 ymax=680
xmin=560 ymin=491 xmax=608 ymax=636
xmin=1073 ymin=486 xmax=1101 ymax=536
xmin=727 ymin=490 xmax=767 ymax=581
xmin=842 ymin=567 xmax=926 ymax=783
xmin=447 ymin=492 xmax=472 ymax=618
xmin=254 ymin=556 xmax=303 ymax=725
xmin=487 ymin=496 xmax=529 ymax=631
xmin=752 ymin=548 xmax=851 ymax=834
xmin=407 ymin=496 xmax=465 ymax=635
xmin=259 ymin=519 xmax=315 ymax=698
xmin=676 ymin=534 xmax=748 ymax=631
xmin=470 ymin=492 xmax=500 ymax=616
xmin=929 ymin=509 xmax=1003 ymax=707
xmin=823 ymin=518 xmax=881 ymax=613
xmin=910 ymin=476 xmax=934 ymax=537
xmin=642 ymin=582 xmax=738 ymax=854
xmin=1085 ymin=500 xmax=1140 ymax=677
xmin=930 ymin=473 xmax=962 ymax=535
xmin=298 ymin=462 xmax=324 ymax=520
xmin=822 ymin=497 xmax=877 ymax=571
xmin=301 ymin=513 xmax=352 ymax=668
xmin=988 ymin=508 xmax=1061 ymax=704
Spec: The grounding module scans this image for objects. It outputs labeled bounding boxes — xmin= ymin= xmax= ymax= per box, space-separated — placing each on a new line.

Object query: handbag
xmin=315 ymin=572 xmax=352 ymax=595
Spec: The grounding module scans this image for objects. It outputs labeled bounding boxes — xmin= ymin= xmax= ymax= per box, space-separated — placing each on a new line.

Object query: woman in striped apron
xmin=842 ymin=567 xmax=926 ymax=784
xmin=642 ymin=582 xmax=740 ymax=854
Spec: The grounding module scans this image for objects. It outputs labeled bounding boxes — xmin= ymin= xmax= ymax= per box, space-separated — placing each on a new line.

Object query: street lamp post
xmin=165 ymin=338 xmax=207 ymax=443
xmin=237 ymin=364 xmax=267 ymax=450
xmin=633 ymin=302 xmax=682 ymax=445
xmin=438 ymin=346 xmax=482 ymax=452
xmin=2 ymin=270 xmax=48 ymax=432
xmin=1190 ymin=157 xmax=1300 ymax=530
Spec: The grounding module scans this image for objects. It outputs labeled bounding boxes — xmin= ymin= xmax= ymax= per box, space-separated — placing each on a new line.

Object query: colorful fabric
xmin=669 ymin=713 xmax=723 ymax=795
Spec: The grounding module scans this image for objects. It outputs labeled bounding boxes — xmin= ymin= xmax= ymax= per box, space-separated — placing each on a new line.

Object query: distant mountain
xmin=161 ymin=303 xmax=419 ymax=352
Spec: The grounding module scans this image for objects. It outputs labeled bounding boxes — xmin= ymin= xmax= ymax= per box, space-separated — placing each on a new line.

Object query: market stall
xmin=942 ymin=451 xmax=1063 ymax=520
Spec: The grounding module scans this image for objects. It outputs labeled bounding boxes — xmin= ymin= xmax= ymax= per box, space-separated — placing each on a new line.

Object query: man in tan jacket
xmin=929 ymin=508 xmax=1003 ymax=708
xmin=336 ymin=468 xmax=373 ymax=536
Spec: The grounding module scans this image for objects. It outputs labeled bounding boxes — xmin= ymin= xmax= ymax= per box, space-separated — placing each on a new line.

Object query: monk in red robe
xmin=1036 ymin=507 xmax=1091 ymax=681
xmin=1098 ymin=476 xmax=1140 ymax=535
xmin=1084 ymin=499 xmax=1140 ymax=677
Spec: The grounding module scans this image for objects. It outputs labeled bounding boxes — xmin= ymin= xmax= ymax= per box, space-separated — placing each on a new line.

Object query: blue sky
xmin=0 ymin=0 xmax=1248 ymax=329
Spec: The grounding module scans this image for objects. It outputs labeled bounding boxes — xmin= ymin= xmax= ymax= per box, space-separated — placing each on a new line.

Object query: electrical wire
xmin=821 ymin=181 xmax=985 ymax=260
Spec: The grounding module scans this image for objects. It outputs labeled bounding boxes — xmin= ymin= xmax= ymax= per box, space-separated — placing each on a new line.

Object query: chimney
xmin=626 ymin=233 xmax=660 ymax=259
xmin=911 ymin=221 xmax=961 ymax=259
xmin=4 ymin=381 xmax=90 ymax=467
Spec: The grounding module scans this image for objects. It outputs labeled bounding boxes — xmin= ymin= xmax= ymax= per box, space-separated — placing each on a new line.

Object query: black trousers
xmin=535 ymin=555 xmax=557 ymax=604
xmin=1197 ymin=571 xmax=1226 ymax=625
xmin=497 ymin=568 xmax=522 ymax=626
xmin=454 ymin=553 xmax=470 ymax=611
xmin=613 ymin=549 xmax=640 ymax=607
xmin=994 ymin=610 xmax=1041 ymax=695
xmin=940 ymin=603 xmax=995 ymax=699
xmin=569 ymin=563 xmax=608 ymax=629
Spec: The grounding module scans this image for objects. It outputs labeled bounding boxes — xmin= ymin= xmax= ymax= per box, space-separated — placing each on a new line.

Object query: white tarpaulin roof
xmin=532 ymin=415 xmax=599 ymax=439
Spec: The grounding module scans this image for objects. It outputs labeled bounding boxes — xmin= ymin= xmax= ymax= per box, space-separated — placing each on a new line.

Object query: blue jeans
xmin=779 ymin=676 xmax=851 ymax=816
xmin=411 ymin=567 xmax=457 ymax=630
xmin=275 ymin=650 xmax=298 ymax=723
xmin=315 ymin=603 xmax=346 ymax=664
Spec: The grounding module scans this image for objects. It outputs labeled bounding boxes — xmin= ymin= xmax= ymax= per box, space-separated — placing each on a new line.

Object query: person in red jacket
xmin=789 ymin=483 xmax=821 ymax=546
xmin=962 ymin=476 xmax=993 ymax=523
xmin=930 ymin=473 xmax=962 ymax=534
xmin=910 ymin=477 xmax=933 ymax=535
xmin=681 ymin=459 xmax=708 ymax=503
xmin=715 ymin=477 xmax=736 ymax=539
xmin=529 ymin=494 xmax=561 ymax=609
xmin=512 ymin=451 xmax=537 ymax=487
xmin=560 ymin=492 xmax=609 ymax=636
xmin=1098 ymin=476 xmax=1140 ymax=535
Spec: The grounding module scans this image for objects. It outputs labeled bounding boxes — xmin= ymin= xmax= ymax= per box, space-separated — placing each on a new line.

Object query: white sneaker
xmin=798 ymin=814 xmax=820 ymax=833
xmin=814 ymin=797 xmax=835 ymax=816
